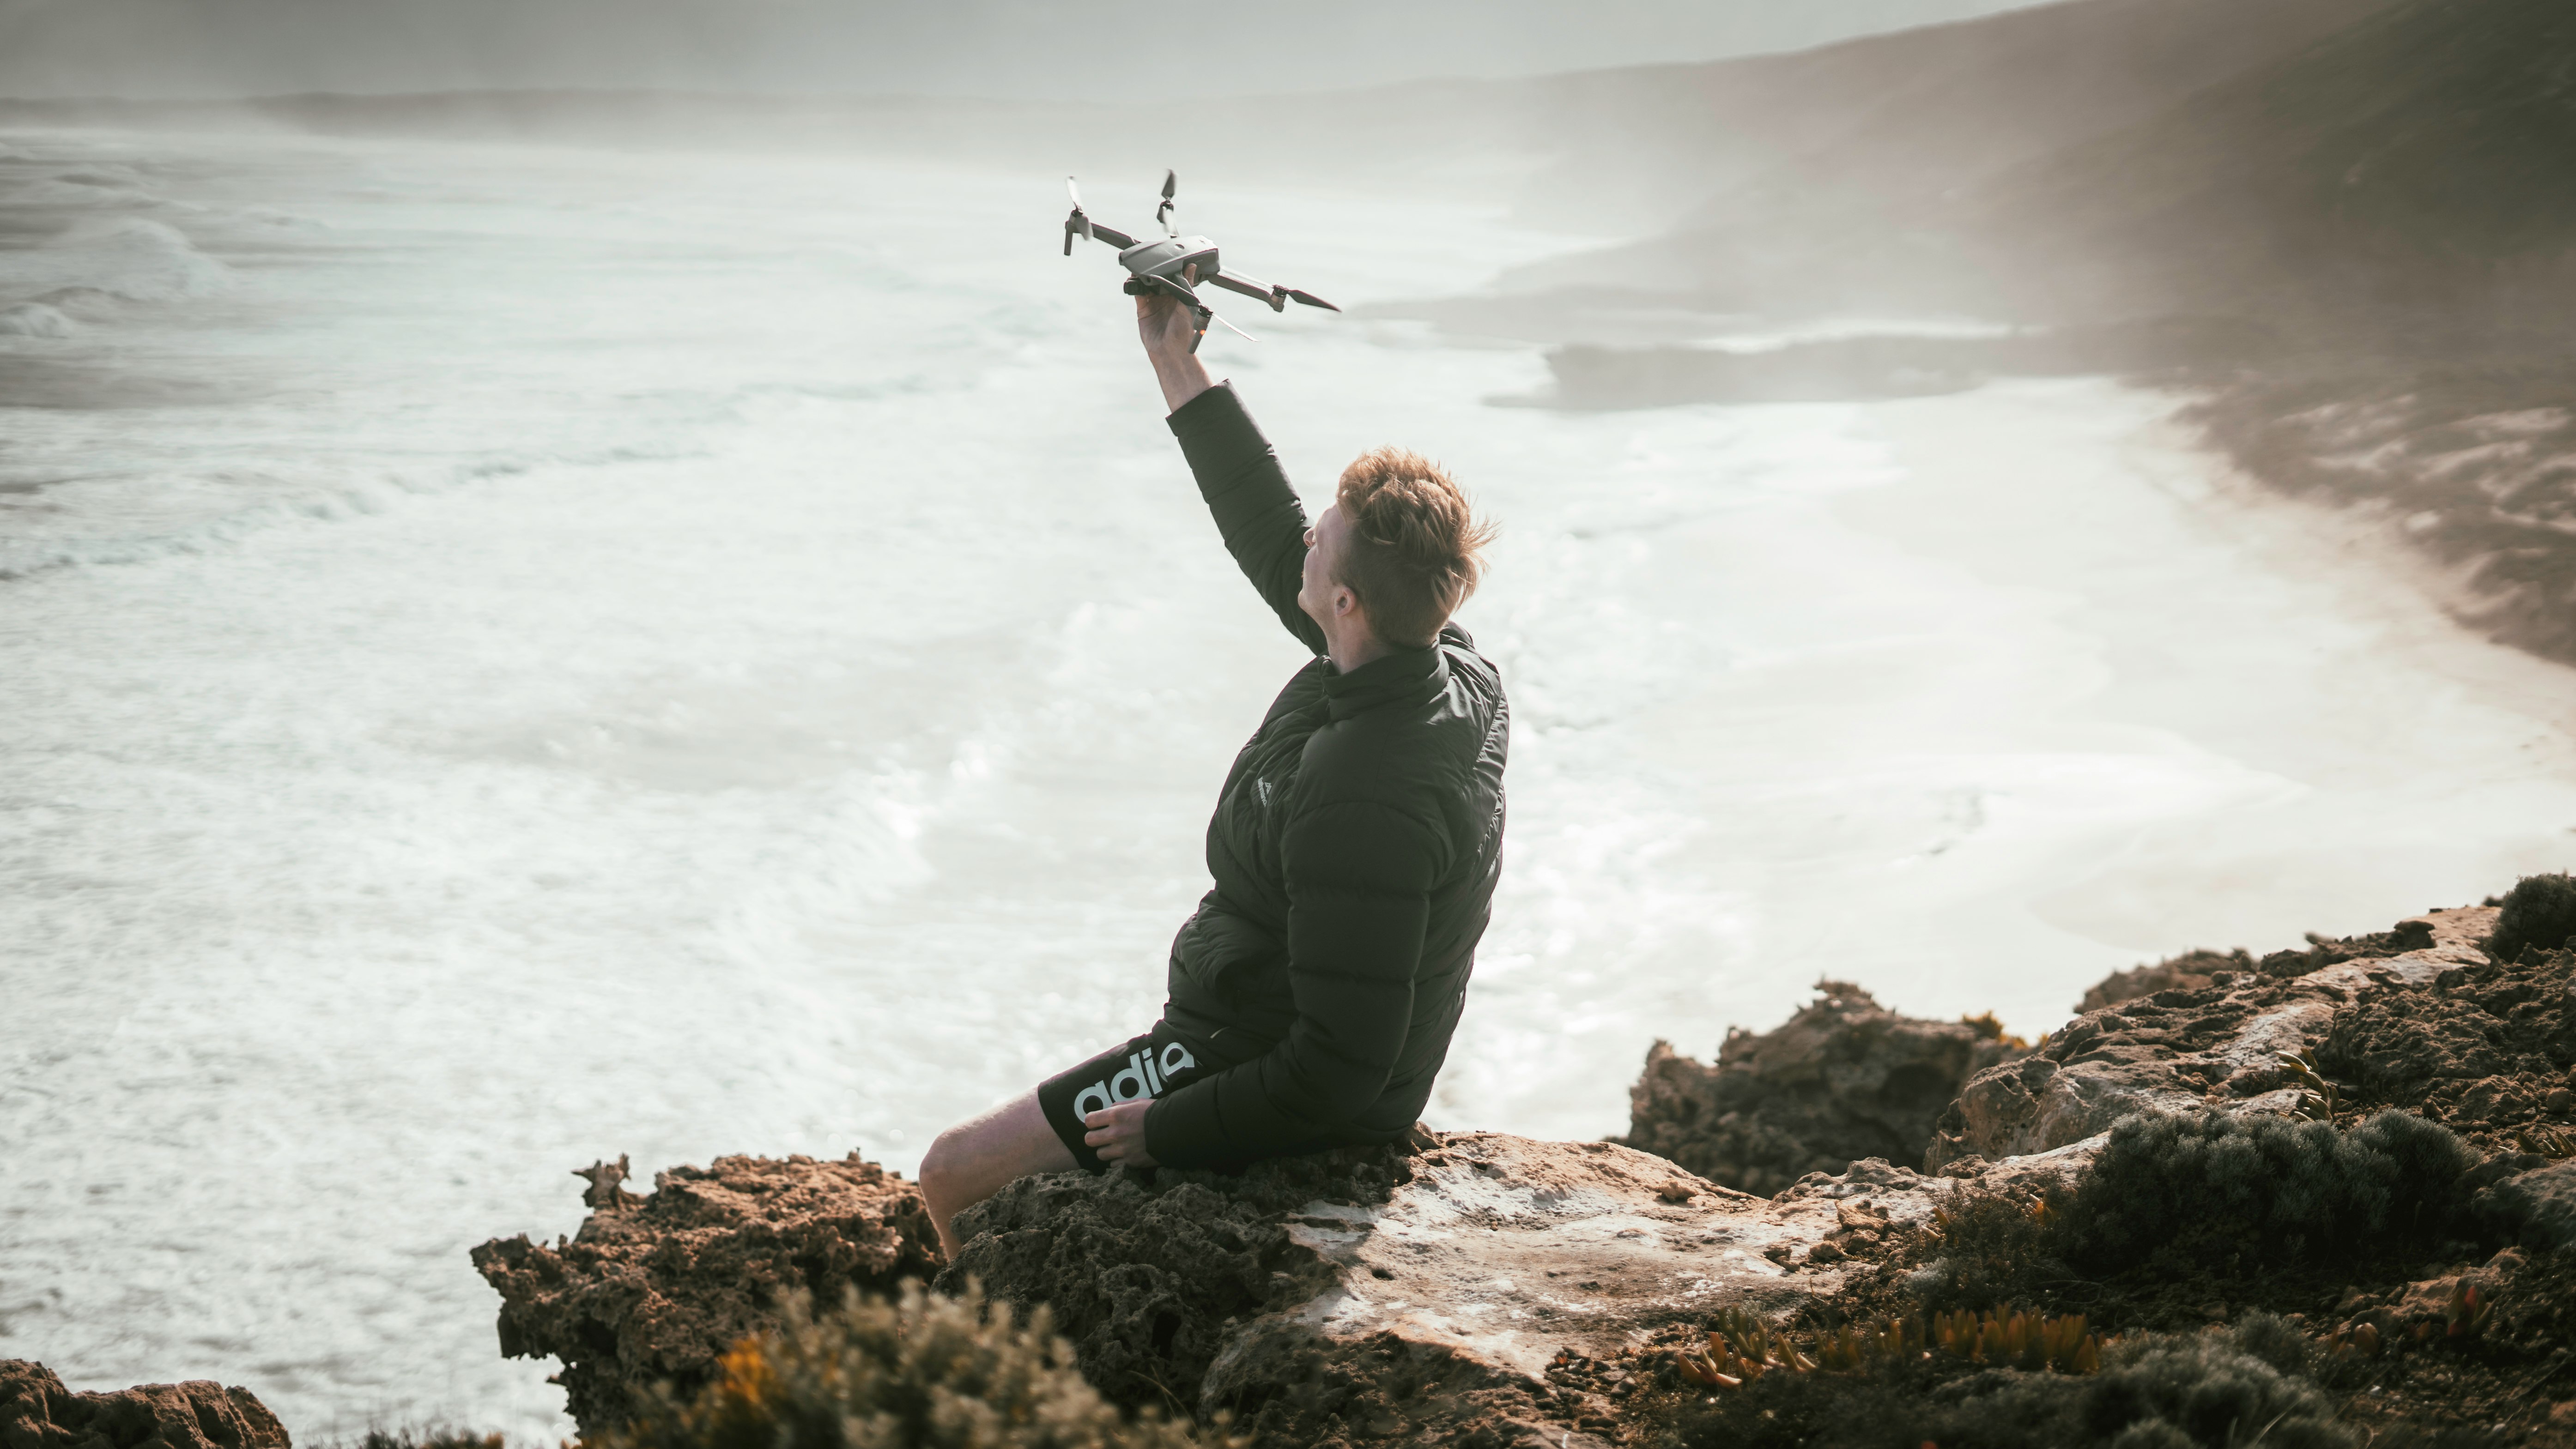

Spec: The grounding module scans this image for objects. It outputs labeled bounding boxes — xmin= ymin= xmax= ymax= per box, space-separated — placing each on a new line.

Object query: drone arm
xmin=1063 ymin=212 xmax=1139 ymax=256
xmin=1209 ymin=269 xmax=1285 ymax=311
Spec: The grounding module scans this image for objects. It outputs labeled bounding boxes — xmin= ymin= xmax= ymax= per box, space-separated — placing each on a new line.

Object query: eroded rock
xmin=2074 ymin=948 xmax=2247 ymax=1015
xmin=1619 ymin=981 xmax=2026 ymax=1193
xmin=471 ymin=1151 xmax=939 ymax=1434
xmin=948 ymin=1131 xmax=1970 ymax=1446
xmin=2320 ymin=937 xmax=2576 ymax=1134
xmin=0 ymin=1361 xmax=289 ymax=1449
xmin=933 ymin=1141 xmax=1423 ymax=1414
xmin=1927 ymin=907 xmax=2505 ymax=1169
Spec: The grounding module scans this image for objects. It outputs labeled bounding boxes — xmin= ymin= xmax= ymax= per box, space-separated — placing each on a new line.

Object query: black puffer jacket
xmin=1142 ymin=383 xmax=1509 ymax=1169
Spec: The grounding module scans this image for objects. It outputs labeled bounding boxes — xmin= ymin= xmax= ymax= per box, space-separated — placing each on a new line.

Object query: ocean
xmin=5 ymin=127 xmax=2574 ymax=1441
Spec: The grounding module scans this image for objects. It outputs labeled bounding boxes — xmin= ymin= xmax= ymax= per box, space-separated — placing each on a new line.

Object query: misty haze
xmin=7 ymin=2 xmax=2576 ymax=1446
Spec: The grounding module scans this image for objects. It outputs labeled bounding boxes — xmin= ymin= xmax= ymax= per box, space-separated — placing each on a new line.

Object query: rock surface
xmin=1618 ymin=982 xmax=2026 ymax=1193
xmin=1927 ymin=907 xmax=2506 ymax=1169
xmin=471 ymin=1151 xmax=939 ymax=1434
xmin=2479 ymin=1159 xmax=2576 ymax=1253
xmin=944 ymin=1130 xmax=1990 ymax=1447
xmin=2072 ymin=948 xmax=2248 ymax=1015
xmin=0 ymin=1361 xmax=290 ymax=1449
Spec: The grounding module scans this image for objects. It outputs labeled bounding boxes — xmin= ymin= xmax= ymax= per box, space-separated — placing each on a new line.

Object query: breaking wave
xmin=2 ymin=217 xmax=233 ymax=302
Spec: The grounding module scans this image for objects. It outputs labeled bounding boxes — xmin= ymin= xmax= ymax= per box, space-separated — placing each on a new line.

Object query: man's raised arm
xmin=1139 ymin=294 xmax=1325 ymax=654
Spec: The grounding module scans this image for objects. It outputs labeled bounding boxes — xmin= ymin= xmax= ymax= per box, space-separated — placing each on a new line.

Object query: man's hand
xmin=1083 ymin=1098 xmax=1160 ymax=1169
xmin=1137 ymin=293 xmax=1214 ymax=414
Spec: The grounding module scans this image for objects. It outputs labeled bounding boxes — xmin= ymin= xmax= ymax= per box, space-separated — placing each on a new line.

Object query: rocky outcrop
xmin=471 ymin=1151 xmax=939 ymax=1434
xmin=1618 ymin=982 xmax=2027 ymax=1193
xmin=485 ymin=1131 xmax=2112 ymax=1448
xmin=467 ymin=895 xmax=2576 ymax=1447
xmin=1926 ymin=907 xmax=2504 ymax=1170
xmin=941 ymin=1130 xmax=1999 ymax=1447
xmin=0 ymin=1361 xmax=289 ymax=1449
xmin=2073 ymin=948 xmax=2248 ymax=1015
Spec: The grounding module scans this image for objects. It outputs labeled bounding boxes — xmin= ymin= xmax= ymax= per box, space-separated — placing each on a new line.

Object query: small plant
xmin=1929 ymin=1308 xmax=2103 ymax=1373
xmin=2026 ymin=1195 xmax=2059 ymax=1232
xmin=2517 ymin=1125 xmax=2576 ymax=1159
xmin=2444 ymin=1280 xmax=2492 ymax=1340
xmin=1674 ymin=1308 xmax=1819 ymax=1387
xmin=1959 ymin=1012 xmax=2032 ymax=1050
xmin=594 ymin=1282 xmax=1209 ymax=1449
xmin=1812 ymin=1315 xmax=1928 ymax=1372
xmin=1673 ymin=1307 xmax=2102 ymax=1389
xmin=2490 ymin=872 xmax=2576 ymax=961
xmin=2278 ymin=1049 xmax=2339 ymax=1122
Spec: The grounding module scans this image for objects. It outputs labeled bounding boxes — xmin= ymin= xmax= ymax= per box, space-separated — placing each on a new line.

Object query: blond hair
xmin=1332 ymin=447 xmax=1497 ymax=648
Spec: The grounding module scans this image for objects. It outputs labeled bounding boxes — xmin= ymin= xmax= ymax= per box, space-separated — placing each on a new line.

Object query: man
xmin=916 ymin=291 xmax=1509 ymax=1259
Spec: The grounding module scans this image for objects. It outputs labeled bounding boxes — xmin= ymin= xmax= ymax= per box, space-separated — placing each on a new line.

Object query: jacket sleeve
xmin=1143 ymin=798 xmax=1443 ymax=1166
xmin=1167 ymin=382 xmax=1328 ymax=655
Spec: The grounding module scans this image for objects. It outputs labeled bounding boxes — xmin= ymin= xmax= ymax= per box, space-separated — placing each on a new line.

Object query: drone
xmin=1062 ymin=170 xmax=1339 ymax=352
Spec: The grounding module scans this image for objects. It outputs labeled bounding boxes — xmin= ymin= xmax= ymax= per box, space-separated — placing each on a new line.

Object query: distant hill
xmin=1553 ymin=0 xmax=2576 ymax=333
xmin=0 ymin=0 xmax=2387 ymax=235
xmin=1500 ymin=0 xmax=2389 ymax=229
xmin=1967 ymin=0 xmax=2576 ymax=335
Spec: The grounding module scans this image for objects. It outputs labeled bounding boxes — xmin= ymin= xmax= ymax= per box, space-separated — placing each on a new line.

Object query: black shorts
xmin=1036 ymin=1024 xmax=1219 ymax=1172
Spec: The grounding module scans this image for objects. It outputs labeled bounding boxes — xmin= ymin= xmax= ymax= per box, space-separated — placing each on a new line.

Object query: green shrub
xmin=2058 ymin=1109 xmax=2475 ymax=1271
xmin=1662 ymin=1318 xmax=2350 ymax=1449
xmin=2076 ymin=1331 xmax=2350 ymax=1449
xmin=2490 ymin=872 xmax=2576 ymax=961
xmin=594 ymin=1282 xmax=1209 ymax=1449
xmin=1903 ymin=1192 xmax=2061 ymax=1310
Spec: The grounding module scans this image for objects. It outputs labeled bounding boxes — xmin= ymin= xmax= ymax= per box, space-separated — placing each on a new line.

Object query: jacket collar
xmin=1320 ymin=640 xmax=1449 ymax=722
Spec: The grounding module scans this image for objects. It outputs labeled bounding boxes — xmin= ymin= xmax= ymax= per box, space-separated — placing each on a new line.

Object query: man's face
xmin=1298 ymin=504 xmax=1352 ymax=630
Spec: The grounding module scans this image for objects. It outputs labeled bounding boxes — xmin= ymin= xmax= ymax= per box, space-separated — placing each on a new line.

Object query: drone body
xmin=1062 ymin=170 xmax=1339 ymax=353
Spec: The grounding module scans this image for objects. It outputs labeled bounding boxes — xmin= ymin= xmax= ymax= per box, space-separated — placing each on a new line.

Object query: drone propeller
xmin=1283 ymin=288 xmax=1340 ymax=313
xmin=1062 ymin=175 xmax=1129 ymax=254
xmin=1156 ymin=169 xmax=1177 ymax=236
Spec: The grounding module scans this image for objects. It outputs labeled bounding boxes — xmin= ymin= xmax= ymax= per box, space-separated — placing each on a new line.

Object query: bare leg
xmin=918 ymin=1091 xmax=1078 ymax=1261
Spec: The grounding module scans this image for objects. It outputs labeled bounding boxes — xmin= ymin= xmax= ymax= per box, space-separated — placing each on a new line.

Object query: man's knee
xmin=918 ymin=1123 xmax=975 ymax=1208
xmin=921 ymin=1094 xmax=1073 ymax=1209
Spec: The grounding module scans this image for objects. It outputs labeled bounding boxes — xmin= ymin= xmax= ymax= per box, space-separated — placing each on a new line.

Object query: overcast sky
xmin=0 ymin=0 xmax=2061 ymax=101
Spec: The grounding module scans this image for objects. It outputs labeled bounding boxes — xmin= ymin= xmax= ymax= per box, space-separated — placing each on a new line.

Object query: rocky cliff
xmin=0 ymin=1361 xmax=290 ymax=1449
xmin=467 ymin=880 xmax=2576 ymax=1446
xmin=1926 ymin=904 xmax=2570 ymax=1170
xmin=468 ymin=1151 xmax=939 ymax=1432
xmin=1617 ymin=981 xmax=2026 ymax=1195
